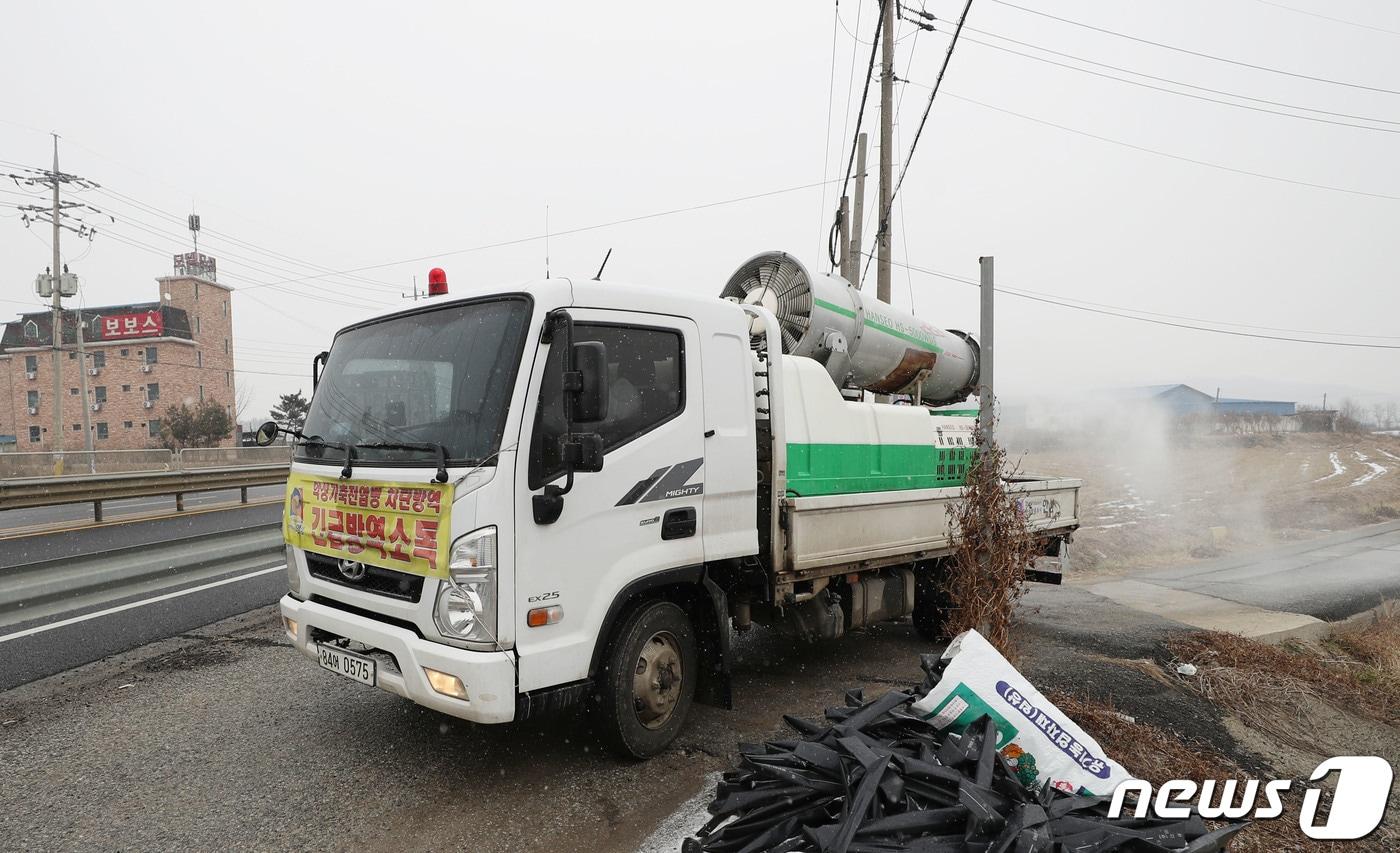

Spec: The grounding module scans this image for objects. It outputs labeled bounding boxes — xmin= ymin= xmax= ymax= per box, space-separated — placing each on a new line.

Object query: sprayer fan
xmin=720 ymin=252 xmax=814 ymax=353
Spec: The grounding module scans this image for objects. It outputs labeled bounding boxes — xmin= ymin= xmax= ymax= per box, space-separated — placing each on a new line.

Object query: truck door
xmin=513 ymin=311 xmax=705 ymax=693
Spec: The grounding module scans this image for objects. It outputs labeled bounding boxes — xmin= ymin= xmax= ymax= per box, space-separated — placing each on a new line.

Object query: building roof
xmin=1216 ymin=397 xmax=1295 ymax=405
xmin=0 ymin=302 xmax=192 ymax=353
xmin=1113 ymin=384 xmax=1216 ymax=401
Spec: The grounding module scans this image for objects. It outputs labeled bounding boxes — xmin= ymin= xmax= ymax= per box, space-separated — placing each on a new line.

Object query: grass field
xmin=1012 ymin=431 xmax=1400 ymax=575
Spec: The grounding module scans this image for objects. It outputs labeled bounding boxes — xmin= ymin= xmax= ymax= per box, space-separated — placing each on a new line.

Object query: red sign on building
xmin=100 ymin=310 xmax=164 ymax=340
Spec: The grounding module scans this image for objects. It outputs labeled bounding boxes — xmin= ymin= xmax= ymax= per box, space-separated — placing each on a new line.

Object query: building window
xmin=68 ymin=352 xmax=77 ymax=360
xmin=145 ymin=347 xmax=158 ymax=364
xmin=123 ymin=421 xmax=133 ymax=429
xmin=27 ymin=390 xmax=39 ymax=409
xmin=226 ymin=371 xmax=231 ymax=387
xmin=23 ymin=320 xmax=38 ymax=339
xmin=120 ymin=348 xmax=129 ymax=357
xmin=223 ymin=338 xmax=229 ymax=354
xmin=28 ymin=426 xmax=40 ymax=443
xmin=147 ymin=382 xmax=160 ymax=401
xmin=196 ymin=317 xmax=201 ymax=334
xmin=121 ymin=384 xmax=131 ymax=392
xmin=95 ymin=386 xmax=107 ymax=404
xmin=70 ymin=387 xmax=79 ymax=396
xmin=72 ymin=423 xmax=81 ymax=431
xmin=199 ymin=385 xmax=205 ymax=402
xmin=148 ymin=419 xmax=161 ymax=437
xmin=92 ymin=350 xmax=106 ymax=368
xmin=96 ymin=422 xmax=108 ymax=440
xmin=222 ymin=300 xmax=227 ymax=317
xmin=24 ymin=355 xmax=37 ymax=372
xmin=197 ymin=351 xmax=203 ymax=368
xmin=194 ymin=281 xmax=200 ymax=301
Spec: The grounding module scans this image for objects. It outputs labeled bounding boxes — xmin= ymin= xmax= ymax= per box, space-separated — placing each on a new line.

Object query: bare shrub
xmin=942 ymin=411 xmax=1039 ymax=653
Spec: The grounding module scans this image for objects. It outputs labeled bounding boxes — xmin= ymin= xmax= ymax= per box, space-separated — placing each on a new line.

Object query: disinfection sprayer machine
xmin=265 ymin=251 xmax=1080 ymax=757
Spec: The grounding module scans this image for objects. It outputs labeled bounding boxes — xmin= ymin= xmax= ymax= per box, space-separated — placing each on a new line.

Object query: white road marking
xmin=1312 ymin=451 xmax=1346 ymax=483
xmin=0 ymin=565 xmax=286 ymax=644
xmin=1350 ymin=451 xmax=1388 ymax=487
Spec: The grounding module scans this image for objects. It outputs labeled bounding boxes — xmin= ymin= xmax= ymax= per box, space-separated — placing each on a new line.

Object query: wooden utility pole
xmin=49 ymin=137 xmax=64 ymax=457
xmin=847 ymin=133 xmax=868 ymax=283
xmin=979 ymin=256 xmax=994 ymax=445
xmin=837 ymin=195 xmax=851 ymax=281
xmin=876 ymin=0 xmax=895 ymax=306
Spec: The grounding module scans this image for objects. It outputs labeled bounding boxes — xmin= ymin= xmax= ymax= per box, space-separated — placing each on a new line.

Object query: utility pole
xmin=847 ymin=133 xmax=868 ymax=282
xmin=50 ymin=137 xmax=64 ymax=457
xmin=876 ymin=0 xmax=895 ymax=307
xmin=7 ymin=135 xmax=108 ymax=464
xmin=978 ymin=256 xmax=994 ymax=446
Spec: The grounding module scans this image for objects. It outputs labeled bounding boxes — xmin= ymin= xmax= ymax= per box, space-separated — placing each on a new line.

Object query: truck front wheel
xmin=595 ymin=600 xmax=697 ymax=759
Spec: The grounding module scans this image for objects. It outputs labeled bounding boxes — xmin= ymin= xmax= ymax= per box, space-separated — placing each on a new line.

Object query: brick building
xmin=0 ymin=271 xmax=237 ymax=452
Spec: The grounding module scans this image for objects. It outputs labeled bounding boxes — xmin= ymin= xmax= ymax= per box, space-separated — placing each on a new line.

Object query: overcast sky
xmin=3 ymin=0 xmax=1398 ymax=422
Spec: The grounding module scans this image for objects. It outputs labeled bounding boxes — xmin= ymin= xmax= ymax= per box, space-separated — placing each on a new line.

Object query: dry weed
xmin=942 ymin=412 xmax=1039 ymax=653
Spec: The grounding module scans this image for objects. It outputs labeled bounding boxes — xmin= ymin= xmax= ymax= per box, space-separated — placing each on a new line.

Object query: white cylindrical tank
xmin=721 ymin=251 xmax=979 ymax=405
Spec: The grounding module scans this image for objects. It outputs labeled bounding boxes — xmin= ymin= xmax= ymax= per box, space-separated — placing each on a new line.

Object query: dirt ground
xmin=1012 ymin=431 xmax=1400 ymax=575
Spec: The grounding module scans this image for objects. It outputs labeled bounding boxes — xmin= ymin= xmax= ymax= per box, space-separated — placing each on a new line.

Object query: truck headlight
xmin=433 ymin=526 xmax=498 ymax=644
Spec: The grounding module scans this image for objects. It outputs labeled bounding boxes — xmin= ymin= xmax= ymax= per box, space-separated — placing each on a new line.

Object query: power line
xmin=989 ymin=0 xmax=1400 ymax=96
xmin=818 ymin=1 xmax=842 ymax=259
xmin=925 ymin=88 xmax=1400 ymax=202
xmin=882 ymin=255 xmax=1400 ymax=349
xmin=961 ymin=25 xmax=1400 ymax=127
xmin=959 ymin=34 xmax=1400 ymax=135
xmin=231 ymin=176 xmax=845 ymax=291
xmin=839 ymin=0 xmax=888 ymax=198
xmin=1248 ymin=0 xmax=1400 ymax=38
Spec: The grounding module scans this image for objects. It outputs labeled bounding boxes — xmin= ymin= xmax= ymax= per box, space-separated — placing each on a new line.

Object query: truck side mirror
xmin=569 ymin=341 xmax=609 ymax=424
xmin=254 ymin=420 xmax=279 ymax=447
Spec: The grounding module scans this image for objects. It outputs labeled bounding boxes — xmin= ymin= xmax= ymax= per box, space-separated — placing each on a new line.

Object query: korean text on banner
xmin=284 ymin=473 xmax=454 ymax=580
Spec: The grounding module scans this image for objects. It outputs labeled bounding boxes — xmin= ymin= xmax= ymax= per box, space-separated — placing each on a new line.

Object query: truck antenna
xmin=544 ymin=204 xmax=550 ymax=279
xmin=592 ymin=247 xmax=613 ymax=281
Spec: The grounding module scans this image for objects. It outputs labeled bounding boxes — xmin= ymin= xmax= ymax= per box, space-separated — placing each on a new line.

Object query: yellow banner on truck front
xmin=283 ymin=472 xmax=454 ymax=580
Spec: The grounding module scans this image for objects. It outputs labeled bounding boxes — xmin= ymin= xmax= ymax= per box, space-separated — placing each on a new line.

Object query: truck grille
xmin=305 ymin=552 xmax=425 ymax=602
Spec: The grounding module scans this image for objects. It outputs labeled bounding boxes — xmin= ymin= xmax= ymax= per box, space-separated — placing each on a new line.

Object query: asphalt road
xmin=0 ymin=484 xmax=284 ymax=532
xmin=0 ymin=594 xmax=1206 ymax=853
xmin=1 ymin=524 xmax=1395 ymax=851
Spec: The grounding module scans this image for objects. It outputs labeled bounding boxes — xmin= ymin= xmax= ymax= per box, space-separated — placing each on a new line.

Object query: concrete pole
xmin=76 ymin=300 xmax=94 ymax=462
xmin=979 ymin=256 xmax=994 ymax=445
xmin=847 ymin=133 xmax=868 ymax=283
xmin=876 ymin=0 xmax=895 ymax=306
xmin=49 ymin=135 xmax=64 ymax=459
xmin=837 ymin=195 xmax=851 ymax=281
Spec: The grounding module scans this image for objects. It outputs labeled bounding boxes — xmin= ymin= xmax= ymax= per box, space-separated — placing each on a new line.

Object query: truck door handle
xmin=661 ymin=507 xmax=696 ymax=540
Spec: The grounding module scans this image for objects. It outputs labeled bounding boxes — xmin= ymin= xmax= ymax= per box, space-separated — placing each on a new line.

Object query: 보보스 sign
xmin=100 ymin=310 xmax=163 ymax=340
xmin=284 ymin=473 xmax=454 ymax=579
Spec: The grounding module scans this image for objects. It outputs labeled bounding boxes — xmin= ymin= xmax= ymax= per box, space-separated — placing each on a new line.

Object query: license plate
xmin=317 ymin=643 xmax=376 ymax=686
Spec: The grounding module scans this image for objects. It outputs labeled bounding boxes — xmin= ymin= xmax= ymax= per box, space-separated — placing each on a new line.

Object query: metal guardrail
xmin=0 ymin=524 xmax=285 ymax=632
xmin=0 ymin=446 xmax=293 ymax=479
xmin=0 ymin=464 xmax=289 ymax=521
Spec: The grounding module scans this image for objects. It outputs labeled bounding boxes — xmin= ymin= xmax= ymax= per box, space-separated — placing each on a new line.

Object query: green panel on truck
xmin=785 ymin=443 xmax=976 ymax=497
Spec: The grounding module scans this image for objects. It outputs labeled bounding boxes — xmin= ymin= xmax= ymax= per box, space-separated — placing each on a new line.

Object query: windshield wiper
xmin=349 ymin=441 xmax=450 ymax=483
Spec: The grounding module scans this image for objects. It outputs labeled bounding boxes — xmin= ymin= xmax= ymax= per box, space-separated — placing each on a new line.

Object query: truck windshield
xmin=298 ymin=296 xmax=532 ymax=467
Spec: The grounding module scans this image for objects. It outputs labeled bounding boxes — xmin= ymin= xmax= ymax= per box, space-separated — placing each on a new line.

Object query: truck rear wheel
xmin=595 ymin=600 xmax=697 ymax=759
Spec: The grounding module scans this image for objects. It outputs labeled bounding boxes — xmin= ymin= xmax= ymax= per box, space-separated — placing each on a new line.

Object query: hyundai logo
xmin=337 ymin=559 xmax=368 ymax=582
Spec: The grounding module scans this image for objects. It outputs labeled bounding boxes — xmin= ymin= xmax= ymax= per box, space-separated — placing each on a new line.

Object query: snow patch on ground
xmin=1378 ymin=448 xmax=1400 ymax=463
xmin=635 ymin=772 xmax=721 ymax=853
xmin=1312 ymin=452 xmax=1346 ymax=483
xmin=1349 ymin=451 xmax=1388 ymax=487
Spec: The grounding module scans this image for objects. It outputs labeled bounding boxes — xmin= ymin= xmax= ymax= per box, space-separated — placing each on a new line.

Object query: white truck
xmin=263 ymin=252 xmax=1080 ymax=758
